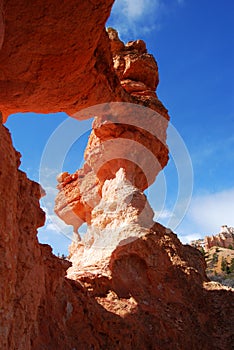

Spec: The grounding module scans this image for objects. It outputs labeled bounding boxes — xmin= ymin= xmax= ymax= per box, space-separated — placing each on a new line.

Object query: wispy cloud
xmin=108 ymin=0 xmax=185 ymax=41
xmin=188 ymin=188 xmax=234 ymax=233
xmin=176 ymin=187 xmax=234 ymax=243
xmin=38 ymin=208 xmax=74 ymax=255
xmin=119 ymin=0 xmax=158 ymax=20
xmin=191 ymin=135 xmax=234 ymax=168
xmin=38 ymin=181 xmax=74 ymax=255
xmin=108 ymin=0 xmax=163 ymax=40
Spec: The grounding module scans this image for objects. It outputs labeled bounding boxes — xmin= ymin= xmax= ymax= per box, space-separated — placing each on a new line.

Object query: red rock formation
xmin=107 ymin=28 xmax=169 ymax=116
xmin=205 ymin=225 xmax=234 ymax=251
xmin=1 ymin=122 xmax=234 ymax=349
xmin=0 ymin=2 xmax=234 ymax=350
xmin=55 ymin=30 xmax=169 ymax=233
xmin=0 ymin=0 xmax=125 ymax=121
xmin=55 ymin=165 xmax=100 ymax=235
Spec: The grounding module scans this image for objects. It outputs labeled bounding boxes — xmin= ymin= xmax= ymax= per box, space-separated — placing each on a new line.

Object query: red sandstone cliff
xmin=190 ymin=226 xmax=234 ymax=252
xmin=205 ymin=226 xmax=234 ymax=251
xmin=0 ymin=1 xmax=234 ymax=350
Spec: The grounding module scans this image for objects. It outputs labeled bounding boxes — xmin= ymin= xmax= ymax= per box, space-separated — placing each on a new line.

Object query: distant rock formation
xmin=190 ymin=226 xmax=234 ymax=252
xmin=190 ymin=238 xmax=206 ymax=249
xmin=205 ymin=225 xmax=234 ymax=250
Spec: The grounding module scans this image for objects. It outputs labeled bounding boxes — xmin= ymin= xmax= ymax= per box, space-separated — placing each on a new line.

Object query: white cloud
xmin=38 ymin=182 xmax=74 ymax=253
xmin=108 ymin=0 xmax=162 ymax=40
xmin=108 ymin=0 xmax=185 ymax=40
xmin=176 ymin=187 xmax=234 ymax=242
xmin=121 ymin=0 xmax=156 ymax=20
xmin=189 ymin=188 xmax=234 ymax=232
xmin=37 ymin=210 xmax=74 ymax=255
xmin=39 ymin=210 xmax=73 ymax=235
xmin=180 ymin=233 xmax=203 ymax=244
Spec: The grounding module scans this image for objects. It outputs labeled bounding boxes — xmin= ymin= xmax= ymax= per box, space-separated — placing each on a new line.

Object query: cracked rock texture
xmin=0 ymin=1 xmax=234 ymax=350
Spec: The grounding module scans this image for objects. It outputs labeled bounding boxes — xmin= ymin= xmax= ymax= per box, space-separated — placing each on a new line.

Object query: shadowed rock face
xmin=0 ymin=2 xmax=234 ymax=350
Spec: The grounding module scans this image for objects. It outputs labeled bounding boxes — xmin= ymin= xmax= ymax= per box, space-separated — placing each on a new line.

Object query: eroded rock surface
xmin=55 ymin=31 xmax=169 ymax=235
xmin=67 ymin=168 xmax=155 ymax=272
xmin=53 ymin=28 xmax=233 ymax=350
xmin=1 ymin=122 xmax=233 ymax=349
xmin=205 ymin=225 xmax=234 ymax=250
xmin=1 ymin=122 xmax=234 ymax=350
xmin=0 ymin=0 xmax=125 ymax=120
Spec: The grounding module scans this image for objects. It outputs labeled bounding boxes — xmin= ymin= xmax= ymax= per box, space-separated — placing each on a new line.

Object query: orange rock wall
xmin=0 ymin=1 xmax=234 ymax=349
xmin=0 ymin=0 xmax=126 ymax=120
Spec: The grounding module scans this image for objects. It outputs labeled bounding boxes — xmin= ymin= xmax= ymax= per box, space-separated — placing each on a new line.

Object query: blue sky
xmin=5 ymin=0 xmax=234 ymax=255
